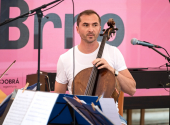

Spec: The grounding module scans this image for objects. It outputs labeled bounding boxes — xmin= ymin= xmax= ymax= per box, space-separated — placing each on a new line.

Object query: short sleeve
xmin=55 ymin=56 xmax=68 ymax=84
xmin=114 ymin=48 xmax=127 ymax=71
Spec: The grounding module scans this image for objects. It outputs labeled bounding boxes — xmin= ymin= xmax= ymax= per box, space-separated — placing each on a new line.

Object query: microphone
xmin=131 ymin=38 xmax=162 ymax=48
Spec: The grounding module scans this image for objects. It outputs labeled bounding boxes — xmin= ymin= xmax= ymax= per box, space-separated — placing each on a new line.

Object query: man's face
xmin=76 ymin=14 xmax=101 ymax=43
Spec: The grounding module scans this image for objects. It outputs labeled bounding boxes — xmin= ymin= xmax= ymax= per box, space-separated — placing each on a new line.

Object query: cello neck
xmin=96 ymin=35 xmax=107 ymax=58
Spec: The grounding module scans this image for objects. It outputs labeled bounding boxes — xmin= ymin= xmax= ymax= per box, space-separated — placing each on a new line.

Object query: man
xmin=55 ymin=10 xmax=136 ymax=125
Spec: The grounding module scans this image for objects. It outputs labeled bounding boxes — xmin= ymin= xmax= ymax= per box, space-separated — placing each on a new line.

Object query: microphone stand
xmin=151 ymin=47 xmax=170 ymax=63
xmin=150 ymin=47 xmax=170 ymax=124
xmin=0 ymin=0 xmax=63 ymax=91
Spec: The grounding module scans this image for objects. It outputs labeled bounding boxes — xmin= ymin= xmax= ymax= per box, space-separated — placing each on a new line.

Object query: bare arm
xmin=93 ymin=58 xmax=136 ymax=96
xmin=54 ymin=81 xmax=67 ymax=94
xmin=116 ymin=69 xmax=136 ymax=96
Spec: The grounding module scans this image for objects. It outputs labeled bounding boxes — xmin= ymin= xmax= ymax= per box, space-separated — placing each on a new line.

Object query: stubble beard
xmin=83 ymin=33 xmax=99 ymax=43
xmin=84 ymin=38 xmax=96 ymax=43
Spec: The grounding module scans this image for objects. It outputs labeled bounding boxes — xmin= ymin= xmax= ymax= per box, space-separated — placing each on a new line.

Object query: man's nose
xmin=88 ymin=25 xmax=94 ymax=32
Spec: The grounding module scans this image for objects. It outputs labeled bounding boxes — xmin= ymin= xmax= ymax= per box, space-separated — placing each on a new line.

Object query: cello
xmin=72 ymin=18 xmax=120 ymax=102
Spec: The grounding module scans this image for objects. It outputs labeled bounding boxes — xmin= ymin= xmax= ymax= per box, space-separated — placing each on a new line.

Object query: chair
xmin=118 ymin=91 xmax=124 ymax=116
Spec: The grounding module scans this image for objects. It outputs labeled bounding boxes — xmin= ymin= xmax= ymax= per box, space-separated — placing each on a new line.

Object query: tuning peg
xmin=102 ymin=29 xmax=105 ymax=32
xmin=111 ymin=30 xmax=115 ymax=33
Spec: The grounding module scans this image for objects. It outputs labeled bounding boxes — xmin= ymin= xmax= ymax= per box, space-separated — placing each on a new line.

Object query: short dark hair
xmin=77 ymin=10 xmax=101 ymax=26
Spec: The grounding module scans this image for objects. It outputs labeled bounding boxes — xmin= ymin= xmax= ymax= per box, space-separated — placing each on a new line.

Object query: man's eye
xmin=93 ymin=24 xmax=97 ymax=26
xmin=84 ymin=24 xmax=88 ymax=27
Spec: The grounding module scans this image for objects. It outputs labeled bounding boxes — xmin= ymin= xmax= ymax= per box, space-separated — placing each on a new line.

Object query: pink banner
xmin=0 ymin=0 xmax=170 ymax=95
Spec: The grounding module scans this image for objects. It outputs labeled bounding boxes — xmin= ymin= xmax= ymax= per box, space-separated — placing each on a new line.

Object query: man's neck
xmin=78 ymin=41 xmax=99 ymax=54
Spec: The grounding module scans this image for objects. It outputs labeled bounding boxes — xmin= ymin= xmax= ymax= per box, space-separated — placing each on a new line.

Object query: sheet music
xmin=99 ymin=98 xmax=121 ymax=125
xmin=21 ymin=91 xmax=58 ymax=125
xmin=3 ymin=90 xmax=59 ymax=125
xmin=3 ymin=89 xmax=35 ymax=125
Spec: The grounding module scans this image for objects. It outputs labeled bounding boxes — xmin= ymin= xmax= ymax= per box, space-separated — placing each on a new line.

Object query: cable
xmin=71 ymin=1 xmax=75 ymax=125
xmin=145 ymin=63 xmax=167 ymax=69
xmin=159 ymin=82 xmax=170 ymax=92
xmin=159 ymin=63 xmax=167 ymax=68
xmin=72 ymin=0 xmax=75 ymax=95
xmin=161 ymin=47 xmax=170 ymax=57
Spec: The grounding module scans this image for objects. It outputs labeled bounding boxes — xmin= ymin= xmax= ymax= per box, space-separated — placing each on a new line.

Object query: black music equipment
xmin=26 ymin=71 xmax=56 ymax=91
xmin=129 ymin=68 xmax=169 ymax=89
xmin=125 ymin=68 xmax=170 ymax=109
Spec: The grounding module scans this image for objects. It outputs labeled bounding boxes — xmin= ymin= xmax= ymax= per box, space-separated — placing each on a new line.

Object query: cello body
xmin=72 ymin=67 xmax=121 ymax=102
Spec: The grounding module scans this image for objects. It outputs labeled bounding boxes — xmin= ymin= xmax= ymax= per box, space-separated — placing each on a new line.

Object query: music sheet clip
xmin=96 ymin=95 xmax=102 ymax=102
xmin=91 ymin=102 xmax=95 ymax=111
xmin=22 ymin=82 xmax=29 ymax=93
xmin=73 ymin=96 xmax=82 ymax=105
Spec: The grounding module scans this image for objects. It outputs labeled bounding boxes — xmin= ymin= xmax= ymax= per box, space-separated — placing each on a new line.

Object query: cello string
xmin=85 ymin=67 xmax=95 ymax=95
xmin=86 ymin=66 xmax=98 ymax=95
xmin=88 ymin=67 xmax=96 ymax=94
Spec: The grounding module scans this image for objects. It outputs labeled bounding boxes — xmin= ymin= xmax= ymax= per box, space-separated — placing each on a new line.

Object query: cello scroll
xmin=100 ymin=18 xmax=118 ymax=41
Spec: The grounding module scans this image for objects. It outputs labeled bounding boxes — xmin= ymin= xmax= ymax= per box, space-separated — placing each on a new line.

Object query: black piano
xmin=125 ymin=68 xmax=170 ymax=109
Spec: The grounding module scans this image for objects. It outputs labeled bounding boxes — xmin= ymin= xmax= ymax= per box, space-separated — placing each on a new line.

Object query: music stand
xmin=48 ymin=94 xmax=100 ymax=125
xmin=64 ymin=96 xmax=116 ymax=125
